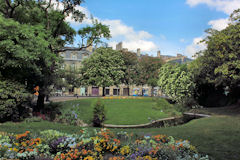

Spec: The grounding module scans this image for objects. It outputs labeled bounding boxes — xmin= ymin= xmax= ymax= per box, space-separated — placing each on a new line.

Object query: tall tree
xmin=158 ymin=63 xmax=195 ymax=104
xmin=121 ymin=51 xmax=139 ymax=85
xmin=191 ymin=9 xmax=240 ymax=105
xmin=138 ymin=55 xmax=163 ymax=96
xmin=0 ymin=0 xmax=110 ymax=110
xmin=80 ymin=47 xmax=125 ymax=96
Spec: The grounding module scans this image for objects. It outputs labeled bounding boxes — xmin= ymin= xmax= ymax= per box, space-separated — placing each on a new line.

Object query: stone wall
xmin=103 ymin=113 xmax=210 ymax=129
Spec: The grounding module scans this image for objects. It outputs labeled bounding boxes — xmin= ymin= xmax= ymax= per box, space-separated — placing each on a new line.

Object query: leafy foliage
xmin=92 ymin=99 xmax=105 ymax=127
xmin=138 ymin=55 xmax=163 ymax=87
xmin=121 ymin=51 xmax=139 ymax=85
xmin=190 ymin=9 xmax=240 ymax=106
xmin=78 ymin=19 xmax=111 ymax=47
xmin=0 ymin=0 xmax=111 ymax=111
xmin=80 ymin=47 xmax=125 ymax=88
xmin=158 ymin=63 xmax=195 ymax=104
xmin=0 ymin=78 xmax=31 ymax=122
xmin=0 ymin=15 xmax=55 ymax=86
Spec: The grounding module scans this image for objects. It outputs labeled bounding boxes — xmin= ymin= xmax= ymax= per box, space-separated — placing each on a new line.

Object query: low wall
xmin=103 ymin=113 xmax=210 ymax=129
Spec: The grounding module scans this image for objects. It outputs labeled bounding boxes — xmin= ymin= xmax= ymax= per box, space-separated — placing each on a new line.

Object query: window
xmin=113 ymin=89 xmax=120 ymax=95
xmin=72 ymin=54 xmax=77 ymax=59
xmin=71 ymin=63 xmax=76 ymax=70
xmin=105 ymin=89 xmax=110 ymax=95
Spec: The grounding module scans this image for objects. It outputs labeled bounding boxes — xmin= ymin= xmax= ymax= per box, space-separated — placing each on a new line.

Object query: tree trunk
xmin=103 ymin=87 xmax=105 ymax=96
xmin=151 ymin=86 xmax=154 ymax=97
xmin=36 ymin=92 xmax=45 ymax=112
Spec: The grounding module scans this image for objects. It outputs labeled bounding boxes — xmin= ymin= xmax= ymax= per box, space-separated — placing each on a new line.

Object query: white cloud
xmin=50 ymin=1 xmax=158 ymax=53
xmin=101 ymin=19 xmax=153 ymax=40
xmin=109 ymin=40 xmax=157 ymax=53
xmin=185 ymin=36 xmax=207 ymax=58
xmin=101 ymin=19 xmax=157 ymax=52
xmin=185 ymin=0 xmax=239 ymax=57
xmin=186 ymin=0 xmax=240 ymax=15
xmin=208 ymin=18 xmax=230 ymax=30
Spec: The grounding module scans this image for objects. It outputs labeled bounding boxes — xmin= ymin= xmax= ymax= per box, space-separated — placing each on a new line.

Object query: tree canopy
xmin=190 ymin=9 xmax=240 ymax=105
xmin=158 ymin=63 xmax=195 ymax=104
xmin=80 ymin=47 xmax=125 ymax=90
xmin=0 ymin=0 xmax=110 ymax=110
xmin=138 ymin=55 xmax=163 ymax=87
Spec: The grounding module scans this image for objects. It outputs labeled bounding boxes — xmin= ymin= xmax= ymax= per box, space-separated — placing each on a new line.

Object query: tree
xmin=0 ymin=77 xmax=31 ymax=122
xmin=138 ymin=55 xmax=163 ymax=85
xmin=158 ymin=63 xmax=195 ymax=104
xmin=80 ymin=47 xmax=125 ymax=96
xmin=190 ymin=9 xmax=240 ymax=105
xmin=92 ymin=99 xmax=105 ymax=127
xmin=138 ymin=55 xmax=163 ymax=96
xmin=121 ymin=51 xmax=139 ymax=85
xmin=0 ymin=0 xmax=110 ymax=111
xmin=63 ymin=69 xmax=81 ymax=92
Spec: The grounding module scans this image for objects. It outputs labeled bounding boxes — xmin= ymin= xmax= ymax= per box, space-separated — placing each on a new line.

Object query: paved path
xmin=48 ymin=96 xmax=98 ymax=102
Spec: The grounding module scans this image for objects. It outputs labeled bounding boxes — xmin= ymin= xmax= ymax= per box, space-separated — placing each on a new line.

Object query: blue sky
xmin=66 ymin=0 xmax=240 ymax=58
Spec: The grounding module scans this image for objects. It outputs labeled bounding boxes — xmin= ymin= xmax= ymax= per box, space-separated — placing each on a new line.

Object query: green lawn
xmin=58 ymin=97 xmax=176 ymax=125
xmin=0 ymin=115 xmax=240 ymax=160
xmin=1 ymin=99 xmax=239 ymax=160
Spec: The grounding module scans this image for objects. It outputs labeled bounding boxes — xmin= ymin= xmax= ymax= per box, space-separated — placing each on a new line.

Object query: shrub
xmin=0 ymin=78 xmax=31 ymax=122
xmin=92 ymin=99 xmax=105 ymax=127
xmin=24 ymin=117 xmax=43 ymax=123
xmin=158 ymin=63 xmax=196 ymax=105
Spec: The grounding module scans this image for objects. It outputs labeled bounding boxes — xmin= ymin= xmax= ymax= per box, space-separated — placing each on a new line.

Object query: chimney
xmin=137 ymin=48 xmax=141 ymax=56
xmin=157 ymin=50 xmax=161 ymax=57
xmin=116 ymin=42 xmax=123 ymax=50
xmin=86 ymin=44 xmax=93 ymax=52
xmin=177 ymin=53 xmax=182 ymax=57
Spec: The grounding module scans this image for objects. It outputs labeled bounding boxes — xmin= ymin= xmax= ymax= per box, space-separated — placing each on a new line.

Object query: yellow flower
xmin=13 ymin=148 xmax=19 ymax=152
xmin=21 ymin=142 xmax=27 ymax=147
xmin=120 ymin=146 xmax=130 ymax=155
xmin=143 ymin=156 xmax=152 ymax=160
xmin=95 ymin=146 xmax=102 ymax=152
xmin=84 ymin=156 xmax=94 ymax=160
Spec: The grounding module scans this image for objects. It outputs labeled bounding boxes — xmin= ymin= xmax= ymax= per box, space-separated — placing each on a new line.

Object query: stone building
xmin=59 ymin=46 xmax=92 ymax=95
xmin=60 ymin=42 xmax=189 ymax=97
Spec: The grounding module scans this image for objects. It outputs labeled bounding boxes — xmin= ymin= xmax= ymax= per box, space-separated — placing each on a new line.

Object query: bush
xmin=92 ymin=99 xmax=105 ymax=127
xmin=0 ymin=78 xmax=31 ymax=122
xmin=158 ymin=63 xmax=196 ymax=105
xmin=24 ymin=117 xmax=43 ymax=123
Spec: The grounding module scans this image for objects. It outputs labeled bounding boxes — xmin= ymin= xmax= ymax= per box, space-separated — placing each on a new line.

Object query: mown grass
xmin=1 ymin=115 xmax=240 ymax=160
xmin=58 ymin=97 xmax=178 ymax=125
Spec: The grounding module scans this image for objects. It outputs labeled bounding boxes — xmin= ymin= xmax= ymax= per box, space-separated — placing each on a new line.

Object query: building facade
xmin=60 ymin=42 xmax=189 ymax=97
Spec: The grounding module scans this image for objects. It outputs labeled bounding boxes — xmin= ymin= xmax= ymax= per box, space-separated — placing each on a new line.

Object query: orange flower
xmin=19 ymin=150 xmax=24 ymax=153
xmin=82 ymin=149 xmax=88 ymax=155
xmin=61 ymin=153 xmax=65 ymax=159
xmin=113 ymin=139 xmax=120 ymax=144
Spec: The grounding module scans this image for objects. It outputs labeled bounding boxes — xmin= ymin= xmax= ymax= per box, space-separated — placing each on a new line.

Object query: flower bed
xmin=0 ymin=129 xmax=209 ymax=160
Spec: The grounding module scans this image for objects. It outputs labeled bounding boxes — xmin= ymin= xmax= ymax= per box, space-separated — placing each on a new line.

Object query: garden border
xmin=103 ymin=112 xmax=211 ymax=128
